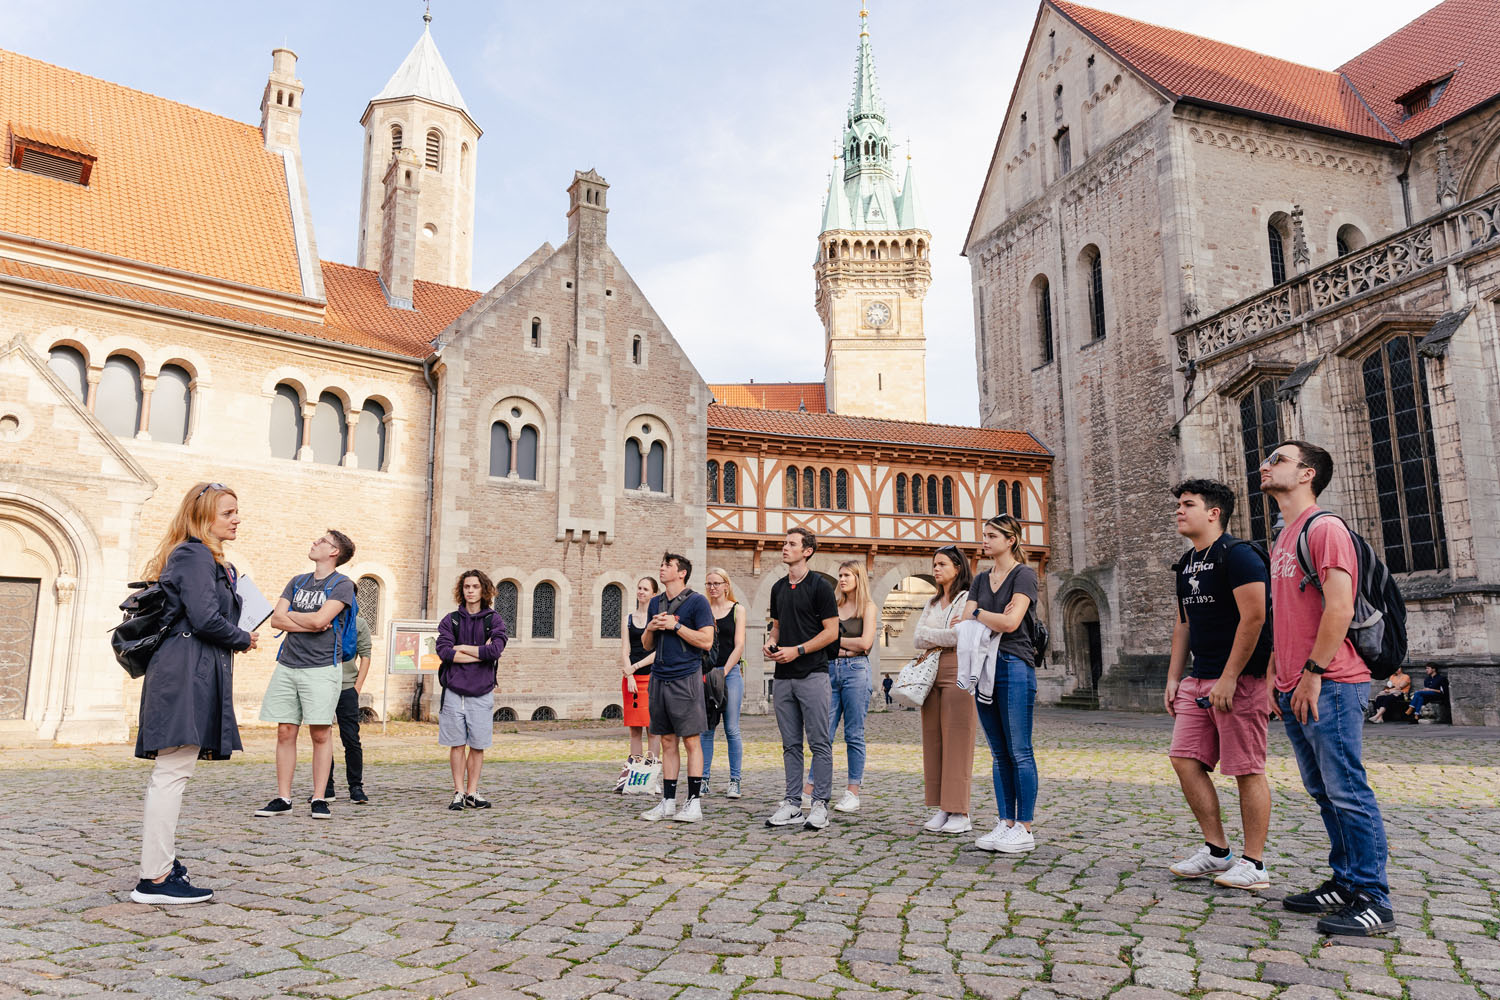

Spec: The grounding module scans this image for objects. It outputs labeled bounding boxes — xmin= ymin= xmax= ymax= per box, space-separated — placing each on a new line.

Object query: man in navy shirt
xmin=1163 ymin=479 xmax=1273 ymax=892
xmin=639 ymin=552 xmax=716 ymax=824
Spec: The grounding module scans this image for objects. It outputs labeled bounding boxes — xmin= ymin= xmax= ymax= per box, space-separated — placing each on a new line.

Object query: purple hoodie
xmin=434 ymin=606 xmax=509 ymax=697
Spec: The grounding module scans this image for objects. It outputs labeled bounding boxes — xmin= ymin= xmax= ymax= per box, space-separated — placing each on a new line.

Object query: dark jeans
xmin=1279 ymin=681 xmax=1390 ymax=909
xmin=329 ymin=686 xmax=364 ymax=792
xmin=975 ymin=653 xmax=1039 ymax=822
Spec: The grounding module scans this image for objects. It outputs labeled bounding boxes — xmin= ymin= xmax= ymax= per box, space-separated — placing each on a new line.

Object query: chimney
xmin=566 ymin=169 xmax=609 ymax=247
xmin=380 ymin=147 xmax=422 ymax=309
xmin=260 ymin=48 xmax=304 ymax=152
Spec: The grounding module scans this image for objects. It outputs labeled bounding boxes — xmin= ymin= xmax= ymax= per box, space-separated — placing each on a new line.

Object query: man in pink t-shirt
xmin=1260 ymin=440 xmax=1392 ymax=936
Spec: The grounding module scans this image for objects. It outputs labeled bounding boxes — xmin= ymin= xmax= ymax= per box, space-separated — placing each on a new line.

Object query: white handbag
xmin=622 ymin=756 xmax=662 ymax=796
xmin=891 ymin=648 xmax=942 ymax=709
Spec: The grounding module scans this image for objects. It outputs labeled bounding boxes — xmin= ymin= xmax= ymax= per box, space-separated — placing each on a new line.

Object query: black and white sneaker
xmin=130 ymin=872 xmax=213 ymax=905
xmin=1283 ymin=879 xmax=1353 ymax=914
xmin=1317 ymin=891 xmax=1395 ymax=936
xmin=254 ymin=797 xmax=292 ymax=817
xmin=464 ymin=794 xmax=491 ymax=809
xmin=310 ymin=799 xmax=332 ymax=819
xmin=448 ymin=792 xmax=465 ymax=811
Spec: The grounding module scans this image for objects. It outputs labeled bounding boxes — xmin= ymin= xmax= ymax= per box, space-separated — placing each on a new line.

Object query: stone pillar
xmin=136 ymin=373 xmax=155 ymax=441
xmin=343 ymin=409 xmax=360 ymax=467
xmin=298 ymin=400 xmax=316 ymax=461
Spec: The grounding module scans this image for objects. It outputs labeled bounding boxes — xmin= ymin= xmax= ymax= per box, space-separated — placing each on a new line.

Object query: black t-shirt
xmin=627 ymin=614 xmax=651 ymax=676
xmin=768 ymin=572 xmax=839 ymax=680
xmin=1176 ymin=534 xmax=1272 ymax=679
xmin=970 ymin=564 xmax=1040 ymax=664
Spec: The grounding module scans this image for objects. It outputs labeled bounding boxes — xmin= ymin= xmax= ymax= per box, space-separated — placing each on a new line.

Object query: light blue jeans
xmin=808 ymin=655 xmax=872 ymax=787
xmin=701 ymin=665 xmax=743 ymax=782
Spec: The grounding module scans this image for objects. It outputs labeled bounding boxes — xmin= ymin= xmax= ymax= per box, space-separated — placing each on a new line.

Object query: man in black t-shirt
xmin=762 ymin=528 xmax=840 ymax=831
xmin=1164 ymin=479 xmax=1274 ymax=893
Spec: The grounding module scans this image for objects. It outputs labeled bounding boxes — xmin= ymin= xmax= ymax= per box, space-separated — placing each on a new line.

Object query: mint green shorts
xmin=259 ymin=663 xmax=340 ymax=726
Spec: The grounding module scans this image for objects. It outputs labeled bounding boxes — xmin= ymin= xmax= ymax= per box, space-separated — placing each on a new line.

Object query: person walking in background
xmin=435 ymin=570 xmax=509 ymax=811
xmin=132 ymin=482 xmax=257 ymax=904
xmin=616 ymin=575 xmax=660 ymax=792
xmin=805 ymin=559 xmax=878 ymax=814
xmin=701 ymin=567 xmax=747 ymax=799
xmin=883 ymin=674 xmax=894 ymax=708
xmin=914 ymin=545 xmax=974 ymax=834
xmin=324 ymin=616 xmax=372 ymax=804
xmin=640 ymin=552 xmax=716 ymax=824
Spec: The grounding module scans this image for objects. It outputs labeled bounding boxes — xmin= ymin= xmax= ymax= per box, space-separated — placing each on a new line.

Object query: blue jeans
xmin=975 ymin=653 xmax=1038 ymax=823
xmin=1278 ymin=681 xmax=1391 ymax=909
xmin=1408 ymin=689 xmax=1441 ymax=716
xmin=701 ymin=665 xmax=743 ymax=782
xmin=809 ymin=656 xmax=871 ymax=786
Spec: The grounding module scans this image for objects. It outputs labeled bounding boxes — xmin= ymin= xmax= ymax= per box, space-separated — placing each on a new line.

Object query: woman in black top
xmin=965 ymin=515 xmax=1042 ymax=855
xmin=616 ymin=576 xmax=660 ymax=790
xmin=131 ymin=482 xmax=258 ymax=905
xmin=701 ymin=567 xmax=746 ymax=798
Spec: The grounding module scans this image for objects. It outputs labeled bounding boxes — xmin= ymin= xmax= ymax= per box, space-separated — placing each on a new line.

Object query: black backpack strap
xmin=1294 ymin=510 xmax=1341 ymax=595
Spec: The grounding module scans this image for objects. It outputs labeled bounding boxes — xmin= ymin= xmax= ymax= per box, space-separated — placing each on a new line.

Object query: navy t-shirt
xmin=1176 ymin=534 xmax=1271 ymax=679
xmin=647 ymin=589 xmax=714 ymax=680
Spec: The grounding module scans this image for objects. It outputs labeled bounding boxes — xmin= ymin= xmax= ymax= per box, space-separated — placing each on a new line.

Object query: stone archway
xmin=0 ymin=494 xmax=84 ymax=737
xmin=1059 ymin=586 xmax=1106 ymax=707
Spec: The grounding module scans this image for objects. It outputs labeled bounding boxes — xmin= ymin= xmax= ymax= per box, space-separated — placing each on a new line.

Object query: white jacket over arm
xmin=955 ymin=618 xmax=1003 ymax=703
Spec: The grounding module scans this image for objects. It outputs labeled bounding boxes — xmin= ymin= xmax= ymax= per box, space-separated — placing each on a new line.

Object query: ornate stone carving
xmin=1435 ymin=129 xmax=1459 ymax=208
xmin=54 ymin=575 xmax=77 ymax=604
xmin=1185 ymin=126 xmax=1384 ymax=176
xmin=1309 ymin=227 xmax=1434 ymax=309
xmin=1290 ymin=205 xmax=1310 ymax=272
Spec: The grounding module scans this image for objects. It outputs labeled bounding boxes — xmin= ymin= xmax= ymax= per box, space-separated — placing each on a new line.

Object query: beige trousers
xmin=920 ymin=651 xmax=977 ymax=814
xmin=140 ymin=744 xmax=199 ymax=880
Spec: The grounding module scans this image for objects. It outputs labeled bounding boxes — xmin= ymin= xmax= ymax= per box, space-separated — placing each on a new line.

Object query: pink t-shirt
xmin=1269 ymin=505 xmax=1369 ymax=692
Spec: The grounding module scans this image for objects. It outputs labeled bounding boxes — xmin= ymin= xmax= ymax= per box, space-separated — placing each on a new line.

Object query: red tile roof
xmin=0 ymin=49 xmax=306 ymax=294
xmin=710 ymin=382 xmax=828 ymax=412
xmin=708 ymin=404 xmax=1050 ymax=456
xmin=1337 ymin=0 xmax=1500 ymax=140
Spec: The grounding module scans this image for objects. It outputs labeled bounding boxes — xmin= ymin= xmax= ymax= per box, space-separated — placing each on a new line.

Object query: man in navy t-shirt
xmin=1163 ymin=479 xmax=1273 ymax=892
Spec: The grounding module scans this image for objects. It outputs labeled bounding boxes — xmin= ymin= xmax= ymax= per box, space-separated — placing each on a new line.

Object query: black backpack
xmin=111 ymin=580 xmax=177 ymax=679
xmin=1174 ymin=536 xmax=1274 ymax=677
xmin=1294 ymin=511 xmax=1408 ymax=675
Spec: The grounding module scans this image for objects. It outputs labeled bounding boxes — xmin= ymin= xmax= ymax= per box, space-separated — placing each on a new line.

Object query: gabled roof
xmin=708 ymin=404 xmax=1050 ymax=457
xmin=366 ymin=20 xmax=476 ymax=130
xmin=710 ymin=382 xmax=828 ymax=413
xmin=0 ymin=49 xmax=305 ymax=296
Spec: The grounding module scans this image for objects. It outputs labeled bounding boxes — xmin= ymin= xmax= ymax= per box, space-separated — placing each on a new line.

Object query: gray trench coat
xmin=134 ymin=538 xmax=251 ymax=760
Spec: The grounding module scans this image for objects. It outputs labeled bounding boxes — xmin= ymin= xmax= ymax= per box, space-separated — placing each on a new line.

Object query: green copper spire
xmin=896 ymin=153 xmax=926 ymax=230
xmin=849 ymin=7 xmax=886 ymax=127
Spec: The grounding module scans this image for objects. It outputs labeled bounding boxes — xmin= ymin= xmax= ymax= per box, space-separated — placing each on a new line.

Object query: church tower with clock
xmin=814 ymin=8 xmax=932 ymax=421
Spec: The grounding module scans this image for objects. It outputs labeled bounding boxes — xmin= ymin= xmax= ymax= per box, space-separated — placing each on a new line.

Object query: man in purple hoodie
xmin=435 ymin=570 xmax=509 ymax=810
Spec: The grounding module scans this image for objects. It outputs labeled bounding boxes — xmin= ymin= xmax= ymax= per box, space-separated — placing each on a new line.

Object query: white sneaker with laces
xmin=640 ymin=798 xmax=676 ymax=822
xmin=1169 ymin=845 xmax=1236 ymax=878
xmin=673 ymin=797 xmax=703 ymax=823
xmin=939 ymin=813 xmax=973 ymax=834
xmin=994 ymin=825 xmax=1035 ymax=853
xmin=975 ymin=822 xmax=1016 ymax=852
xmin=923 ymin=810 xmax=951 ymax=832
xmin=803 ymin=799 xmax=830 ymax=830
xmin=766 ymin=800 xmax=804 ymax=827
xmin=833 ymin=791 xmax=860 ymax=813
xmin=1214 ymin=858 xmax=1270 ymax=891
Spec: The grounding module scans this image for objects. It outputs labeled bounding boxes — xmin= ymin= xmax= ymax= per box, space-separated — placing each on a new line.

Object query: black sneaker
xmin=310 ymin=799 xmax=332 ymax=819
xmin=464 ymin=794 xmax=491 ymax=809
xmin=1317 ymin=891 xmax=1395 ymax=936
xmin=171 ymin=858 xmax=187 ymax=879
xmin=130 ymin=872 xmax=213 ymax=905
xmin=254 ymin=797 xmax=292 ymax=817
xmin=1283 ymin=879 xmax=1353 ymax=913
xmin=448 ymin=792 xmax=465 ymax=811
xmin=349 ymin=786 xmax=368 ymax=804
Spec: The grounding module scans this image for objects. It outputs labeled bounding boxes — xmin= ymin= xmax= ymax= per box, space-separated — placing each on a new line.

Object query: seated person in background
xmin=1367 ymin=665 xmax=1411 ymax=724
xmin=1406 ymin=663 xmax=1450 ymax=722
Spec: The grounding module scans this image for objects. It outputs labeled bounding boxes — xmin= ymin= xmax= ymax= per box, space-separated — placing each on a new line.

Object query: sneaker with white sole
xmin=447 ymin=792 xmax=465 ymax=811
xmin=1214 ymin=858 xmax=1271 ymax=891
xmin=923 ymin=810 xmax=951 ymax=832
xmin=803 ymin=799 xmax=830 ymax=830
xmin=640 ymin=798 xmax=676 ymax=822
xmin=1169 ymin=845 xmax=1236 ymax=878
xmin=1283 ymin=878 xmax=1354 ymax=913
xmin=975 ymin=823 xmax=1016 ymax=852
xmin=1316 ymin=891 xmax=1395 ymax=936
xmin=995 ymin=825 xmax=1035 ymax=854
xmin=726 ymin=779 xmax=742 ymax=799
xmin=254 ymin=797 xmax=292 ymax=817
xmin=310 ymin=799 xmax=331 ymax=819
xmin=130 ymin=871 xmax=213 ymax=905
xmin=833 ymin=791 xmax=860 ymax=813
xmin=766 ymin=800 xmax=804 ymax=827
xmin=673 ymin=797 xmax=703 ymax=823
xmin=939 ymin=813 xmax=973 ymax=834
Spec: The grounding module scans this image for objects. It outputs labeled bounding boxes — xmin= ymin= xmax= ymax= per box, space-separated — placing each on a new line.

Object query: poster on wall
xmin=382 ymin=619 xmax=440 ymax=731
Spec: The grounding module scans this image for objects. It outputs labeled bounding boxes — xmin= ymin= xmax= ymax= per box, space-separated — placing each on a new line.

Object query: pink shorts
xmin=1168 ymin=673 xmax=1270 ymax=776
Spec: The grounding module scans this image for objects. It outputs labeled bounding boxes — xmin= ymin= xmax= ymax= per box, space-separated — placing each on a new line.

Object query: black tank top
xmin=712 ymin=604 xmax=739 ymax=669
xmin=627 ymin=614 xmax=651 ymax=675
xmin=837 ymin=611 xmax=863 ymax=656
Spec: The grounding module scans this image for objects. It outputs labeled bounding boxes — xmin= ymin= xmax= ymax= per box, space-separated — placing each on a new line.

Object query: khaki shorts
xmin=259 ymin=663 xmax=340 ymax=726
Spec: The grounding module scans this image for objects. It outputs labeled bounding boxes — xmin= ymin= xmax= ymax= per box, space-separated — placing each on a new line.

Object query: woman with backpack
xmin=966 ymin=515 xmax=1042 ymax=854
xmin=700 ymin=567 xmax=746 ymax=798
xmin=616 ymin=575 xmax=661 ymax=791
xmin=131 ymin=482 xmax=258 ymax=905
xmin=435 ymin=570 xmax=509 ymax=811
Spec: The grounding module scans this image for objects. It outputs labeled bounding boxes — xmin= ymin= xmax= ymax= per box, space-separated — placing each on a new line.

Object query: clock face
xmin=865 ymin=301 xmax=892 ymax=327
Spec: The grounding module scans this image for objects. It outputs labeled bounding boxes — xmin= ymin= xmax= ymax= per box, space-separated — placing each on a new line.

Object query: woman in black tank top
xmin=616 ymin=576 xmax=661 ymax=791
xmin=702 ymin=567 xmax=747 ymax=798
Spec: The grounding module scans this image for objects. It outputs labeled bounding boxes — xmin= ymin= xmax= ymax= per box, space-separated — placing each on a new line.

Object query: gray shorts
xmin=648 ymin=672 xmax=707 ymax=737
xmin=439 ymin=691 xmax=494 ymax=749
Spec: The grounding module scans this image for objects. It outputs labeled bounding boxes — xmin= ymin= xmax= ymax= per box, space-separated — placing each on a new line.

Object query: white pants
xmin=140 ymin=744 xmax=199 ymax=880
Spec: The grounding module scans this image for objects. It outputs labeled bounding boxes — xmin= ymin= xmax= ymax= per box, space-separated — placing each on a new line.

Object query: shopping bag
xmin=622 ymin=755 xmax=662 ymax=796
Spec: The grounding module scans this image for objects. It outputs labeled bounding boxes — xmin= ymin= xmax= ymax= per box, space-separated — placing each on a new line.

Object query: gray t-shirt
xmin=278 ymin=572 xmax=356 ymax=669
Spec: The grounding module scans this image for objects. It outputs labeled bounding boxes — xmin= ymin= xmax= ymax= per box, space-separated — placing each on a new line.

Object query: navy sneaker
xmin=1283 ymin=879 xmax=1353 ymax=914
xmin=349 ymin=786 xmax=369 ymax=804
xmin=1317 ymin=891 xmax=1395 ymax=936
xmin=130 ymin=871 xmax=212 ymax=905
xmin=310 ymin=799 xmax=332 ymax=819
xmin=254 ymin=797 xmax=292 ymax=817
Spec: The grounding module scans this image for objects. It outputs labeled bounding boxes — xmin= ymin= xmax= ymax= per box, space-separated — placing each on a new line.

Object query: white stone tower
xmin=357 ymin=10 xmax=481 ymax=290
xmin=814 ymin=7 xmax=932 ymax=421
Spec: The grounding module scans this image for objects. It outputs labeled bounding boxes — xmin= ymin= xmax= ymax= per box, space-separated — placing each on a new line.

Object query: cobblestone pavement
xmin=1 ymin=708 xmax=1496 ymax=999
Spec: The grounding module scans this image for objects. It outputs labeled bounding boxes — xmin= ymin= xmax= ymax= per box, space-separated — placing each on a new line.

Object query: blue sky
xmin=9 ymin=1 xmax=1426 ymax=425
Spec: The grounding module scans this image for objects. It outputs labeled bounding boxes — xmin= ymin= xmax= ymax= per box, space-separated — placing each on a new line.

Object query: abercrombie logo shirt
xmin=1176 ymin=535 xmax=1270 ymax=680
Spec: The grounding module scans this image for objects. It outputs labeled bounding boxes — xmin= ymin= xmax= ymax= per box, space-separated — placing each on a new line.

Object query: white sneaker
xmin=640 ymin=798 xmax=676 ymax=822
xmin=923 ymin=810 xmax=951 ymax=832
xmin=994 ymin=825 xmax=1035 ymax=853
xmin=939 ymin=813 xmax=973 ymax=834
xmin=1169 ymin=845 xmax=1235 ymax=878
xmin=726 ymin=779 xmax=742 ymax=799
xmin=975 ymin=822 xmax=1016 ymax=852
xmin=673 ymin=797 xmax=703 ymax=823
xmin=766 ymin=800 xmax=804 ymax=827
xmin=1213 ymin=858 xmax=1270 ymax=891
xmin=833 ymin=791 xmax=860 ymax=813
xmin=803 ymin=799 xmax=830 ymax=830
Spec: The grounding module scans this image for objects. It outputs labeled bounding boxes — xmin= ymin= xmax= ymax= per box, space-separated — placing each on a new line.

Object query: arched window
xmin=356 ymin=576 xmax=381 ymax=635
xmin=895 ymin=473 xmax=908 ymax=513
xmin=46 ymin=346 xmax=87 ymax=401
xmin=926 ymin=476 xmax=939 ymax=514
xmin=1268 ymin=222 xmax=1287 ymax=285
xmin=1337 ymin=224 xmax=1367 ymax=257
xmin=785 ymin=467 xmax=798 ymax=507
xmin=707 ymin=460 xmax=720 ymax=503
xmin=625 ymin=418 xmax=668 ymax=494
xmin=460 ymin=142 xmax=469 ymax=182
xmin=491 ymin=421 xmax=513 ymax=478
xmin=942 ymin=477 xmax=954 ymax=516
xmin=530 ymin=317 xmax=541 ymax=347
xmin=647 ymin=442 xmax=666 ymax=493
xmin=723 ymin=461 xmax=738 ymax=504
xmin=355 ymin=399 xmax=387 ymax=471
xmin=819 ymin=468 xmax=832 ymax=509
xmin=425 ymin=128 xmax=442 ymax=170
xmin=996 ymin=480 xmax=1009 ymax=517
xmin=311 ymin=392 xmax=347 ymax=465
xmin=495 ymin=581 xmax=519 ymax=636
xmin=1239 ymin=379 xmax=1282 ymax=544
xmin=1035 ymin=277 xmax=1055 ymax=365
xmin=600 ymin=584 xmax=624 ymax=639
xmin=1012 ymin=481 xmax=1024 ymax=520
xmin=270 ymin=384 xmax=302 ymax=459
xmin=631 ymin=335 xmax=642 ymax=364
xmin=836 ymin=469 xmax=849 ymax=511
xmin=1054 ymin=127 xmax=1071 ymax=176
xmin=1083 ymin=246 xmax=1106 ymax=341
xmin=1364 ymin=335 xmax=1446 ymax=572
xmin=532 ymin=581 xmax=556 ymax=639
xmin=97 ymin=355 xmax=142 ymax=437
xmin=517 ymin=425 xmax=539 ymax=480
xmin=390 ymin=124 xmax=403 ymax=151
xmin=153 ymin=364 xmax=192 ymax=445
xmin=912 ymin=474 xmax=924 ymax=513
xmin=802 ymin=466 xmax=815 ymax=508
xmin=531 ymin=706 xmax=557 ymax=721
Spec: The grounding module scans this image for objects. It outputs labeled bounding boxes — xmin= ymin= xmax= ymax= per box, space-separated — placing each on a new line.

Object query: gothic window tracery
xmin=1363 ymin=335 xmax=1446 ymax=572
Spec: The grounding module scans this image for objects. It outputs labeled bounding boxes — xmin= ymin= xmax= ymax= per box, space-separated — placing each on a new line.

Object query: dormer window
xmin=1397 ymin=75 xmax=1452 ymax=120
xmin=10 ymin=125 xmax=96 ymax=186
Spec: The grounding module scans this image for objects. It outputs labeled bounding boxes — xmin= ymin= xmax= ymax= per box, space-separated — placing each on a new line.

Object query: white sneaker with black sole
xmin=766 ymin=800 xmax=804 ymax=827
xmin=1169 ymin=845 xmax=1235 ymax=878
xmin=803 ymin=799 xmax=830 ymax=830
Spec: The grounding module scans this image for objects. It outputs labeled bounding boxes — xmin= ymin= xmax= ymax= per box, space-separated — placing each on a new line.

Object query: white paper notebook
xmin=236 ymin=574 xmax=274 ymax=632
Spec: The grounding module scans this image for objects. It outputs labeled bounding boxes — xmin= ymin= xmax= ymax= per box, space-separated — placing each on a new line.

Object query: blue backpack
xmin=279 ymin=572 xmax=359 ymax=664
